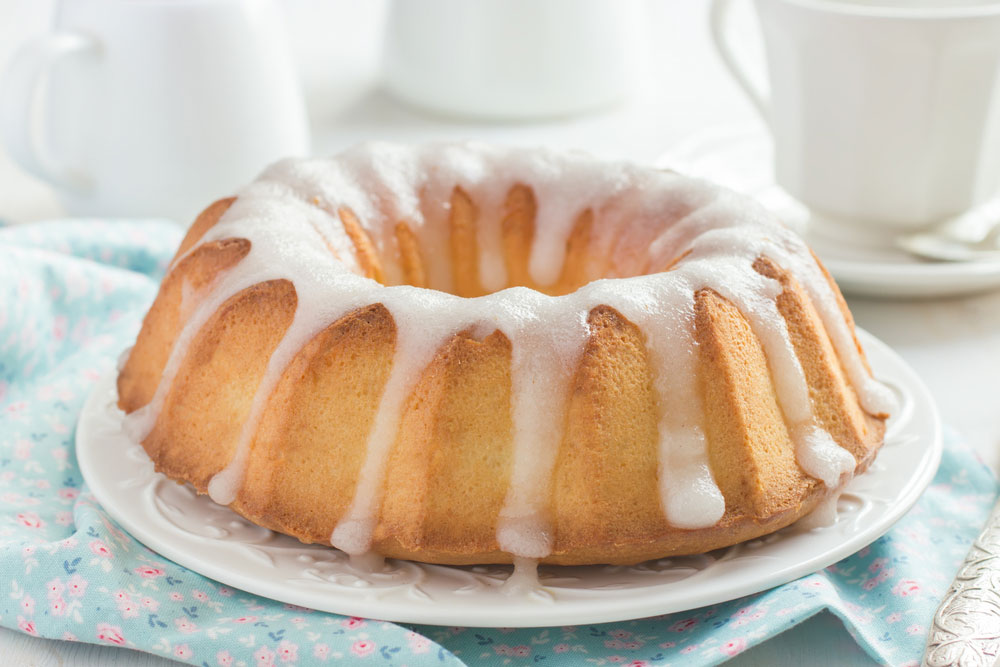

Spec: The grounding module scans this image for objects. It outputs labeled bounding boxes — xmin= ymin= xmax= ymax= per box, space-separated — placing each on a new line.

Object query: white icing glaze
xmin=582 ymin=277 xmax=725 ymax=529
xmin=502 ymin=556 xmax=543 ymax=595
xmin=795 ymin=491 xmax=842 ymax=530
xmin=122 ymin=142 xmax=896 ymax=562
xmin=348 ymin=551 xmax=387 ymax=574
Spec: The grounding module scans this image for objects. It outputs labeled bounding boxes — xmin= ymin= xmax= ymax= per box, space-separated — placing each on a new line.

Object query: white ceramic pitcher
xmin=711 ymin=0 xmax=1000 ymax=229
xmin=0 ymin=0 xmax=310 ymax=222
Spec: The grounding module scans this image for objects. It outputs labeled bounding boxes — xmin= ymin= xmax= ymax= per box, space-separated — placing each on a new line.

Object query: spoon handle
xmin=923 ymin=494 xmax=1000 ymax=666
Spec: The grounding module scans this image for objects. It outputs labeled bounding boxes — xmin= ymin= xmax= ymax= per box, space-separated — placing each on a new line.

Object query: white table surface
xmin=2 ymin=1 xmax=997 ymax=665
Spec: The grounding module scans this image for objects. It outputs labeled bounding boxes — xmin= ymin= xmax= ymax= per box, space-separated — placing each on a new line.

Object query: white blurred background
xmin=4 ymin=4 xmax=1000 ymax=667
xmin=0 ymin=0 xmax=759 ymax=223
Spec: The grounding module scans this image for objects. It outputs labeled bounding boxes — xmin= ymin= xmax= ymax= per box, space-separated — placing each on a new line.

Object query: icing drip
xmin=783 ymin=261 xmax=897 ymax=417
xmin=585 ymin=278 xmax=725 ymax=529
xmin=123 ymin=266 xmax=269 ymax=445
xmin=125 ymin=142 xmax=892 ymax=564
xmin=792 ymin=424 xmax=855 ymax=489
xmin=207 ymin=272 xmax=368 ymax=506
xmin=679 ymin=223 xmax=856 ymax=489
xmin=116 ymin=346 xmax=133 ymax=374
xmin=348 ymin=551 xmax=386 ymax=574
xmin=502 ymin=556 xmax=542 ymax=595
xmin=331 ymin=301 xmax=467 ymax=555
xmin=495 ymin=290 xmax=589 ymax=558
xmin=796 ymin=491 xmax=842 ymax=530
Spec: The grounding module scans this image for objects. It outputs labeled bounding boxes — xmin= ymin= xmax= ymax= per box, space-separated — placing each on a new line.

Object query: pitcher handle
xmin=709 ymin=0 xmax=770 ymax=124
xmin=0 ymin=32 xmax=98 ymax=192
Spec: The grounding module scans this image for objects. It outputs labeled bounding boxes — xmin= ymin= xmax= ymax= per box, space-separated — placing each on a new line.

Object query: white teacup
xmin=711 ymin=0 xmax=1000 ymax=230
xmin=382 ymin=0 xmax=644 ymax=120
xmin=0 ymin=0 xmax=310 ymax=223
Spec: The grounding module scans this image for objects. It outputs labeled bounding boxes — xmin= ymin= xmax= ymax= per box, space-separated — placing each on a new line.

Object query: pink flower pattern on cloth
xmin=0 ymin=220 xmax=996 ymax=666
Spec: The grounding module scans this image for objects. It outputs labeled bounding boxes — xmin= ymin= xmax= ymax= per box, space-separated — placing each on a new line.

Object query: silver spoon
xmin=897 ymin=202 xmax=1000 ymax=263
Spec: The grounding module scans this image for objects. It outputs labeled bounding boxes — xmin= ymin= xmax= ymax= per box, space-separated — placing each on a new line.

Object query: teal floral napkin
xmin=0 ymin=220 xmax=995 ymax=667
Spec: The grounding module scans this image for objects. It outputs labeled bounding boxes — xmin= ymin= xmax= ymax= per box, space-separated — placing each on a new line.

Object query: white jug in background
xmin=0 ymin=0 xmax=310 ymax=223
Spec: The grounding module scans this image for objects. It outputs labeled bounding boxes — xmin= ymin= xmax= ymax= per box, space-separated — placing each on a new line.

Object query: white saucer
xmin=77 ymin=330 xmax=940 ymax=627
xmin=658 ymin=125 xmax=1000 ymax=299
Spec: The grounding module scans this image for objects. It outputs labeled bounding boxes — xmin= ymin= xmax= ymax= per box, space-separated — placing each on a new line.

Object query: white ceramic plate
xmin=77 ymin=330 xmax=940 ymax=627
xmin=658 ymin=124 xmax=1000 ymax=299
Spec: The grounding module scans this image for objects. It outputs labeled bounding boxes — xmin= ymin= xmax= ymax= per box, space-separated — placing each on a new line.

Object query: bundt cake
xmin=117 ymin=142 xmax=892 ymax=569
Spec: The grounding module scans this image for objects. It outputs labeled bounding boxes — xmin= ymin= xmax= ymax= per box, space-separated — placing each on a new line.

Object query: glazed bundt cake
xmin=118 ymin=142 xmax=892 ymax=568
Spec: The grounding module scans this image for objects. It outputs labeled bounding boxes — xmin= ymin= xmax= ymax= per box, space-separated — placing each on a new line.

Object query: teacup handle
xmin=709 ymin=0 xmax=769 ymax=123
xmin=0 ymin=32 xmax=98 ymax=192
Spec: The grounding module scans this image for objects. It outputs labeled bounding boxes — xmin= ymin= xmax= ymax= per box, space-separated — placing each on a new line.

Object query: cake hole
xmin=334 ymin=184 xmax=688 ymax=298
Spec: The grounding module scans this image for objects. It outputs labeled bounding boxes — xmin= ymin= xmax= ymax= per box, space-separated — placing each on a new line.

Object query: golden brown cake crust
xmin=120 ymin=177 xmax=887 ymax=566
